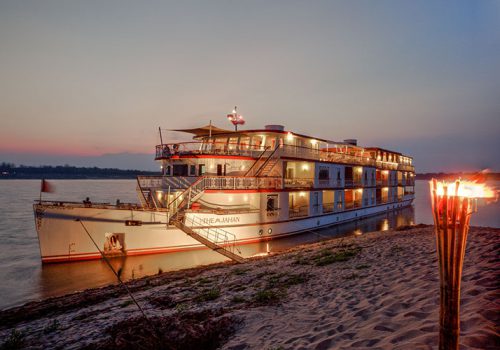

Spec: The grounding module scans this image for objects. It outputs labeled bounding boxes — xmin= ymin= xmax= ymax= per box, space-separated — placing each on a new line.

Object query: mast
xmin=158 ymin=126 xmax=164 ymax=145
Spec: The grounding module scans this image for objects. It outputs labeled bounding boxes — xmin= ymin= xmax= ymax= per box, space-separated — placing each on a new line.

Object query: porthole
xmin=317 ymin=220 xmax=320 ymax=226
xmin=259 ymin=229 xmax=264 ymax=236
xmin=267 ymin=228 xmax=272 ymax=234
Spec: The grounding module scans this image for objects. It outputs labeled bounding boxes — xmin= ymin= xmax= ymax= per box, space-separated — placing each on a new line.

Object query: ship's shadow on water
xmin=37 ymin=206 xmax=415 ymax=300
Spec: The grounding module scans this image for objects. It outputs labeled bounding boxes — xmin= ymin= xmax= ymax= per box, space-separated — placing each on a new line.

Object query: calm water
xmin=0 ymin=180 xmax=498 ymax=310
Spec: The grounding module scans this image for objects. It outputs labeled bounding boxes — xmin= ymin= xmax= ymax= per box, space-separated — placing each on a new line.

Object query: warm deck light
xmin=430 ymin=179 xmax=497 ymax=350
xmin=287 ymin=132 xmax=294 ymax=141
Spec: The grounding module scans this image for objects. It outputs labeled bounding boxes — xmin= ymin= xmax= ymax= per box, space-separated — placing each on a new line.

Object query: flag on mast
xmin=41 ymin=179 xmax=54 ymax=193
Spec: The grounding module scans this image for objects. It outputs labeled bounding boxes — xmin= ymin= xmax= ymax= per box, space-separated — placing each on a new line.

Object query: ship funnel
xmin=265 ymin=125 xmax=285 ymax=131
xmin=344 ymin=139 xmax=357 ymax=146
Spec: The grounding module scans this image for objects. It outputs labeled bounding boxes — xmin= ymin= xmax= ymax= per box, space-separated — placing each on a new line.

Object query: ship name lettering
xmin=202 ymin=216 xmax=240 ymax=225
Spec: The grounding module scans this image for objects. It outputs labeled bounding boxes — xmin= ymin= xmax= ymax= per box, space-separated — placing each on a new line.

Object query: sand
xmin=0 ymin=225 xmax=498 ymax=349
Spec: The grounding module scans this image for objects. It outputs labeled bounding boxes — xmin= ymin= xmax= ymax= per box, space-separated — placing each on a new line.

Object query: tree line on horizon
xmin=0 ymin=162 xmax=159 ymax=179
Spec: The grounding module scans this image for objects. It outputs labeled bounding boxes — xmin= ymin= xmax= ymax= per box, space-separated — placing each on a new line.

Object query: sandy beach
xmin=0 ymin=225 xmax=498 ymax=349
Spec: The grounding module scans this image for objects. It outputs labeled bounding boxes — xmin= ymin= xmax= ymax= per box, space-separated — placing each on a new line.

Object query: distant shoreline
xmin=0 ymin=164 xmax=159 ymax=179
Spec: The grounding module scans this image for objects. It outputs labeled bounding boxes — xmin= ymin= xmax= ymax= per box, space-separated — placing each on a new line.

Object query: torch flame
xmin=433 ymin=180 xmax=497 ymax=199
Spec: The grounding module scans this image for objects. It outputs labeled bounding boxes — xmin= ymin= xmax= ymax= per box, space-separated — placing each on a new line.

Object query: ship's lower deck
xmin=35 ymin=198 xmax=413 ymax=263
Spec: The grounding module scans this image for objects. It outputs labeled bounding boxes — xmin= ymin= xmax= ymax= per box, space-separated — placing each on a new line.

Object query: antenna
xmin=226 ymin=106 xmax=245 ymax=131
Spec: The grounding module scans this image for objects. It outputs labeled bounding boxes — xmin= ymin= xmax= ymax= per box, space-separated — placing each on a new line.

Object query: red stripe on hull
xmin=41 ymin=236 xmax=272 ymax=263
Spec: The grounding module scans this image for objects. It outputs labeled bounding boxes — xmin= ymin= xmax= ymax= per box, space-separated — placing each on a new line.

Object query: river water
xmin=0 ymin=179 xmax=498 ymax=310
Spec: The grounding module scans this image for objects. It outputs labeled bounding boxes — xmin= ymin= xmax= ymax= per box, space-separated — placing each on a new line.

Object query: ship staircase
xmin=173 ymin=216 xmax=246 ymax=263
xmin=137 ymin=176 xmax=194 ymax=209
xmin=165 ymin=177 xmax=246 ymax=263
xmin=245 ymin=144 xmax=281 ymax=177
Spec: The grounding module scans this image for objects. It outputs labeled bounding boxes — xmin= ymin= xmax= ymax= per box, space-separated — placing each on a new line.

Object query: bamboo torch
xmin=429 ymin=179 xmax=496 ymax=350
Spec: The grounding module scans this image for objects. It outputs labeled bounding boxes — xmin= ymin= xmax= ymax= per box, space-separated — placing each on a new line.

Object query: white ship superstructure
xmin=34 ymin=123 xmax=415 ymax=263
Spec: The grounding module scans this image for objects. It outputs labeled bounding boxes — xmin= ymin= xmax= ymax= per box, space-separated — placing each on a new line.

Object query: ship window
xmin=189 ymin=165 xmax=196 ymax=176
xmin=318 ymin=167 xmax=329 ymax=180
xmin=228 ymin=137 xmax=238 ymax=151
xmin=165 ymin=165 xmax=171 ymax=176
xmin=199 ymin=164 xmax=206 ymax=175
xmin=266 ymin=194 xmax=278 ymax=211
xmin=173 ymin=164 xmax=188 ymax=176
xmin=252 ymin=135 xmax=264 ymax=150
xmin=240 ymin=136 xmax=250 ymax=150
xmin=214 ymin=138 xmax=227 ymax=153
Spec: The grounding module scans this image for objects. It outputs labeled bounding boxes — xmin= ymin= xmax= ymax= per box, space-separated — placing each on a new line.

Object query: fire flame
xmin=433 ymin=180 xmax=497 ymax=199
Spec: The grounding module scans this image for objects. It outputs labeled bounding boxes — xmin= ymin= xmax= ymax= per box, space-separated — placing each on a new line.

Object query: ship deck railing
xmin=185 ymin=207 xmax=261 ymax=215
xmin=154 ymin=142 xmax=414 ymax=172
xmin=34 ymin=200 xmax=168 ymax=212
xmin=139 ymin=175 xmax=283 ymax=192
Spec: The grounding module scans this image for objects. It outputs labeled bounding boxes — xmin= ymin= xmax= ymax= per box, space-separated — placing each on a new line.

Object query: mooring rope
xmin=77 ymin=219 xmax=152 ymax=326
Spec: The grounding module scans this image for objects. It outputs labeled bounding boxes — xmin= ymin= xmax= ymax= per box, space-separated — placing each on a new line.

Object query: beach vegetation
xmin=195 ymin=288 xmax=220 ymax=302
xmin=313 ymin=246 xmax=361 ymax=266
xmin=89 ymin=309 xmax=240 ymax=349
xmin=355 ymin=264 xmax=370 ymax=270
xmin=175 ymin=302 xmax=188 ymax=314
xmin=267 ymin=273 xmax=309 ymax=289
xmin=293 ymin=254 xmax=310 ymax=265
xmin=232 ymin=267 xmax=249 ymax=275
xmin=43 ymin=319 xmax=60 ymax=334
xmin=150 ymin=294 xmax=176 ymax=308
xmin=197 ymin=277 xmax=212 ymax=285
xmin=231 ymin=295 xmax=246 ymax=303
xmin=1 ymin=329 xmax=25 ymax=350
xmin=254 ymin=288 xmax=286 ymax=305
xmin=230 ymin=284 xmax=247 ymax=292
xmin=120 ymin=300 xmax=134 ymax=308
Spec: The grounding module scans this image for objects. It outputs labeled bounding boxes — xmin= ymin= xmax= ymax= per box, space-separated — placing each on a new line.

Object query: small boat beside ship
xmin=34 ymin=120 xmax=415 ymax=263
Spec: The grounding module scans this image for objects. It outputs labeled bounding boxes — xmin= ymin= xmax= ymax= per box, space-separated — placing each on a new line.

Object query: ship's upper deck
xmin=155 ymin=125 xmax=414 ymax=172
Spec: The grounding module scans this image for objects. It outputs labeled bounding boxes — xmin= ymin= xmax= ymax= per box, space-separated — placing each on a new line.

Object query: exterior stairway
xmin=245 ymin=144 xmax=281 ymax=177
xmin=172 ymin=217 xmax=245 ymax=263
xmin=167 ymin=178 xmax=247 ymax=263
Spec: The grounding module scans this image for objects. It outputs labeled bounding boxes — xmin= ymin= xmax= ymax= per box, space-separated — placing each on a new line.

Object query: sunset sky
xmin=1 ymin=0 xmax=499 ymax=172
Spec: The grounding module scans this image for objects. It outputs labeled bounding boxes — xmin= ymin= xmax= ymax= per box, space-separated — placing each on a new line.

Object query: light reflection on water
xmin=0 ymin=180 xmax=498 ymax=310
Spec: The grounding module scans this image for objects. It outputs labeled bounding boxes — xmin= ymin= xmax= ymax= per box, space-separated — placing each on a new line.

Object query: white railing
xmin=137 ymin=176 xmax=196 ymax=190
xmin=184 ymin=215 xmax=238 ymax=254
xmin=284 ymin=178 xmax=314 ymax=188
xmin=155 ymin=142 xmax=414 ymax=172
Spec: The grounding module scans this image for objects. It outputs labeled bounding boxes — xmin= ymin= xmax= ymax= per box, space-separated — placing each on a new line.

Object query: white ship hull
xmin=34 ymin=198 xmax=413 ymax=263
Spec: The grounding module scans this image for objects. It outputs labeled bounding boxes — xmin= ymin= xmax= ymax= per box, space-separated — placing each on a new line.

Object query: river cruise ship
xmin=34 ymin=124 xmax=415 ymax=263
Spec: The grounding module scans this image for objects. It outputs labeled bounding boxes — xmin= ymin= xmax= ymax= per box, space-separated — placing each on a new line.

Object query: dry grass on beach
xmin=0 ymin=225 xmax=498 ymax=349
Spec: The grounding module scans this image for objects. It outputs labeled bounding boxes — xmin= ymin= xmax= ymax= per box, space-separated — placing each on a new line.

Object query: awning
xmin=169 ymin=124 xmax=233 ymax=137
